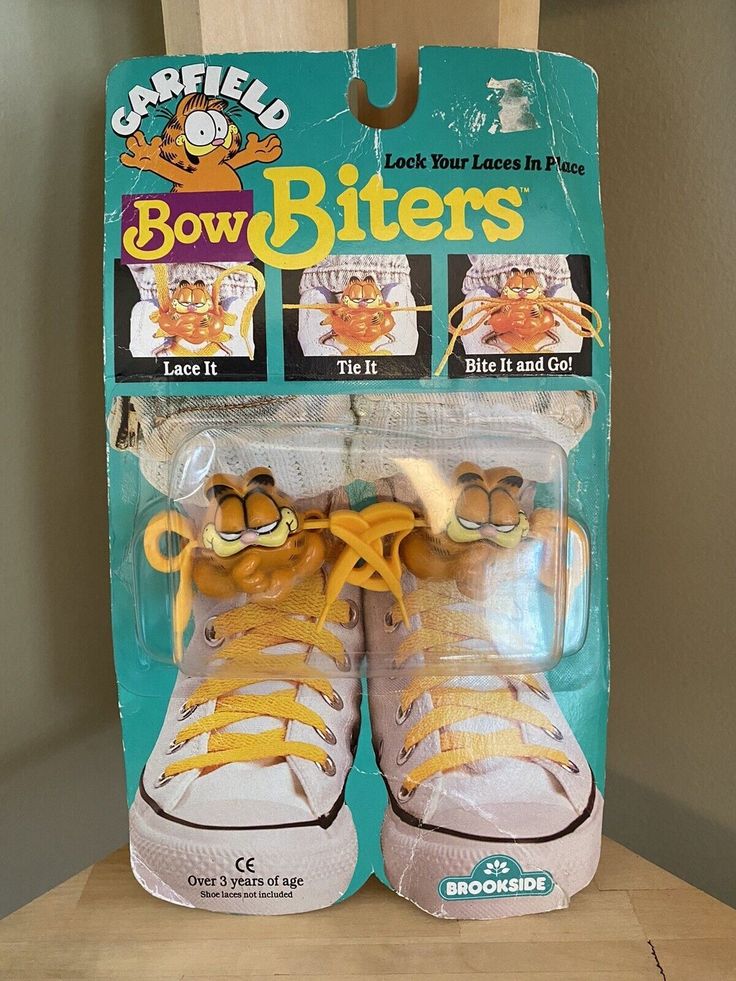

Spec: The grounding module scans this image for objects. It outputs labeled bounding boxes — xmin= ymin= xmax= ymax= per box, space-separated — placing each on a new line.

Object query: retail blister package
xmin=104 ymin=46 xmax=610 ymax=919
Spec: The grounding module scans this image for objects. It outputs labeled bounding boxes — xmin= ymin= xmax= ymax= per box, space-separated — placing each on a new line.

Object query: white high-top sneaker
xmin=130 ymin=470 xmax=362 ymax=914
xmin=363 ymin=465 xmax=602 ymax=920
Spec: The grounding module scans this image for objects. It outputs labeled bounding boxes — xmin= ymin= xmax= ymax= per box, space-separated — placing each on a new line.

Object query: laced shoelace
xmin=145 ymin=501 xmax=419 ymax=785
xmin=388 ymin=578 xmax=579 ymax=802
xmin=158 ymin=575 xmax=353 ymax=785
xmin=435 ymin=294 xmax=604 ymax=375
xmin=152 ymin=263 xmax=265 ymax=360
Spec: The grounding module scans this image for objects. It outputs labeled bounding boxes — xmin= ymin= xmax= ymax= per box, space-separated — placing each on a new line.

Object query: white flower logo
xmin=484 ymin=859 xmax=510 ymax=877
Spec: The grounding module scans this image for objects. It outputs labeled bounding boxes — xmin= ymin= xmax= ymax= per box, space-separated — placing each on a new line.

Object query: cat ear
xmin=453 ymin=462 xmax=485 ymax=485
xmin=245 ymin=467 xmax=276 ymax=488
xmin=499 ymin=472 xmax=524 ymax=490
xmin=348 ymin=276 xmax=361 ymax=284
xmin=205 ymin=479 xmax=237 ymax=502
xmin=364 ymin=275 xmax=376 ymax=284
xmin=486 ymin=467 xmax=525 ymax=498
xmin=509 ymin=267 xmax=521 ymax=275
xmin=523 ymin=267 xmax=534 ymax=275
xmin=178 ymin=279 xmax=191 ymax=288
xmin=193 ymin=279 xmax=206 ymax=288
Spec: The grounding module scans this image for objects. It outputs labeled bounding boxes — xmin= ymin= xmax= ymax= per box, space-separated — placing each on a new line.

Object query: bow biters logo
xmin=438 ymin=855 xmax=554 ymax=901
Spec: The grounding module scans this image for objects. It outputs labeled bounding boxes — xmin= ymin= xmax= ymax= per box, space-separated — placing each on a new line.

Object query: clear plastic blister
xmin=136 ymin=423 xmax=589 ymax=680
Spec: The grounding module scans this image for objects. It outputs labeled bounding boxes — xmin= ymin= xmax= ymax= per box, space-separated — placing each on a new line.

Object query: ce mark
xmin=235 ymin=856 xmax=256 ymax=874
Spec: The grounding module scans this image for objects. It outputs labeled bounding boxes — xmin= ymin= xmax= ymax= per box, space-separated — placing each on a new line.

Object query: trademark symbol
xmin=521 ymin=187 xmax=530 ymax=193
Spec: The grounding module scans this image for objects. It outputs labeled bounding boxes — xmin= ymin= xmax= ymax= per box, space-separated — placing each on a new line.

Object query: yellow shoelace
xmin=435 ymin=294 xmax=604 ymax=375
xmin=160 ymin=575 xmax=352 ymax=782
xmin=389 ymin=580 xmax=577 ymax=799
xmin=145 ymin=501 xmax=419 ymax=782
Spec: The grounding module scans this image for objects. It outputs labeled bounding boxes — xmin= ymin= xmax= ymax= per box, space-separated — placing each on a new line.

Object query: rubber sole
xmin=129 ymin=791 xmax=359 ymax=914
xmin=381 ymin=789 xmax=604 ymax=920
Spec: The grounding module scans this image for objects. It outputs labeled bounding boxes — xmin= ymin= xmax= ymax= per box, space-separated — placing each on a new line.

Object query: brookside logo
xmin=438 ymin=855 xmax=554 ymax=901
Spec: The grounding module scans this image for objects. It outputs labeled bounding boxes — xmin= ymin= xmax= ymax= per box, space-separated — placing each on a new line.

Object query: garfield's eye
xmin=209 ymin=110 xmax=229 ymax=140
xmin=494 ymin=524 xmax=516 ymax=533
xmin=218 ymin=531 xmax=243 ymax=542
xmin=184 ymin=110 xmax=216 ymax=147
xmin=255 ymin=519 xmax=280 ymax=535
xmin=457 ymin=516 xmax=481 ymax=531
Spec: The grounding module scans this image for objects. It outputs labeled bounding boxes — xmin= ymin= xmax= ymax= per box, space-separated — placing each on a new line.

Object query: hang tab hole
xmin=348 ymin=46 xmax=419 ymax=129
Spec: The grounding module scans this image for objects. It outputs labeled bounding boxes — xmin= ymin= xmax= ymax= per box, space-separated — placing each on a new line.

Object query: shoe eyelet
xmin=177 ymin=701 xmax=197 ymax=721
xmin=561 ymin=759 xmax=579 ymax=774
xmin=316 ymin=725 xmax=337 ymax=746
xmin=384 ymin=609 xmax=400 ymax=633
xmin=544 ymin=725 xmax=563 ymax=741
xmin=203 ymin=616 xmax=224 ymax=648
xmin=526 ymin=680 xmax=550 ymax=700
xmin=395 ymin=702 xmax=413 ymax=725
xmin=320 ymin=689 xmax=344 ymax=711
xmin=166 ymin=737 xmax=188 ymax=755
xmin=154 ymin=771 xmax=173 ymax=788
xmin=397 ymin=783 xmax=416 ymax=802
xmin=396 ymin=743 xmax=414 ymax=765
xmin=317 ymin=755 xmax=336 ymax=776
xmin=337 ymin=654 xmax=352 ymax=673
xmin=344 ymin=599 xmax=359 ymax=629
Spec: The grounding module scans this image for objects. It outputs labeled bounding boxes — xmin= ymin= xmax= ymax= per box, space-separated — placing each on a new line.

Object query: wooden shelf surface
xmin=1 ymin=838 xmax=735 ymax=979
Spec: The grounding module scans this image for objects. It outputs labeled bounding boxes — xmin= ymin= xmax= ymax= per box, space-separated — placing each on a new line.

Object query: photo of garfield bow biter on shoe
xmin=149 ymin=263 xmax=264 ymax=358
xmin=437 ymin=256 xmax=604 ymax=374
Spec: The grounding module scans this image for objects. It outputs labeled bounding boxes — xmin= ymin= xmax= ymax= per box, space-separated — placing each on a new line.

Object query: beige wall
xmin=0 ymin=0 xmax=165 ymax=917
xmin=1 ymin=0 xmax=734 ymax=917
xmin=541 ymin=0 xmax=736 ymax=905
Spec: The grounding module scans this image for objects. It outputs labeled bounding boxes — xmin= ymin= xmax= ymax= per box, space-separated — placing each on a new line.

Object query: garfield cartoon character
xmin=120 ymin=93 xmax=281 ymax=192
xmin=149 ymin=263 xmax=264 ymax=358
xmin=319 ymin=276 xmax=397 ymax=354
xmin=193 ymin=468 xmax=326 ymax=601
xmin=485 ymin=267 xmax=559 ymax=349
xmin=436 ymin=266 xmax=604 ymax=374
xmin=151 ymin=278 xmax=234 ymax=356
xmin=402 ymin=464 xmax=531 ymax=599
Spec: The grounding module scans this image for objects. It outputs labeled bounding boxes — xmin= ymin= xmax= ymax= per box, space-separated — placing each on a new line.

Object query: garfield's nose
xmin=212 ymin=138 xmax=224 ymax=146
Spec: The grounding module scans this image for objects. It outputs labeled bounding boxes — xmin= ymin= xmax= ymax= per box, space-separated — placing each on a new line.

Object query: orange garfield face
xmin=401 ymin=463 xmax=530 ymax=598
xmin=159 ymin=93 xmax=242 ymax=172
xmin=446 ymin=464 xmax=530 ymax=549
xmin=192 ymin=468 xmax=326 ymax=602
xmin=499 ymin=267 xmax=546 ymax=301
xmin=320 ymin=276 xmax=396 ymax=346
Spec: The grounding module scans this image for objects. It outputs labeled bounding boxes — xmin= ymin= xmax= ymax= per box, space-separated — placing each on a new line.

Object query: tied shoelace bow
xmin=435 ymin=295 xmax=604 ymax=375
xmin=386 ymin=579 xmax=580 ymax=800
xmin=282 ymin=302 xmax=432 ymax=357
xmin=144 ymin=502 xmax=421 ymax=783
